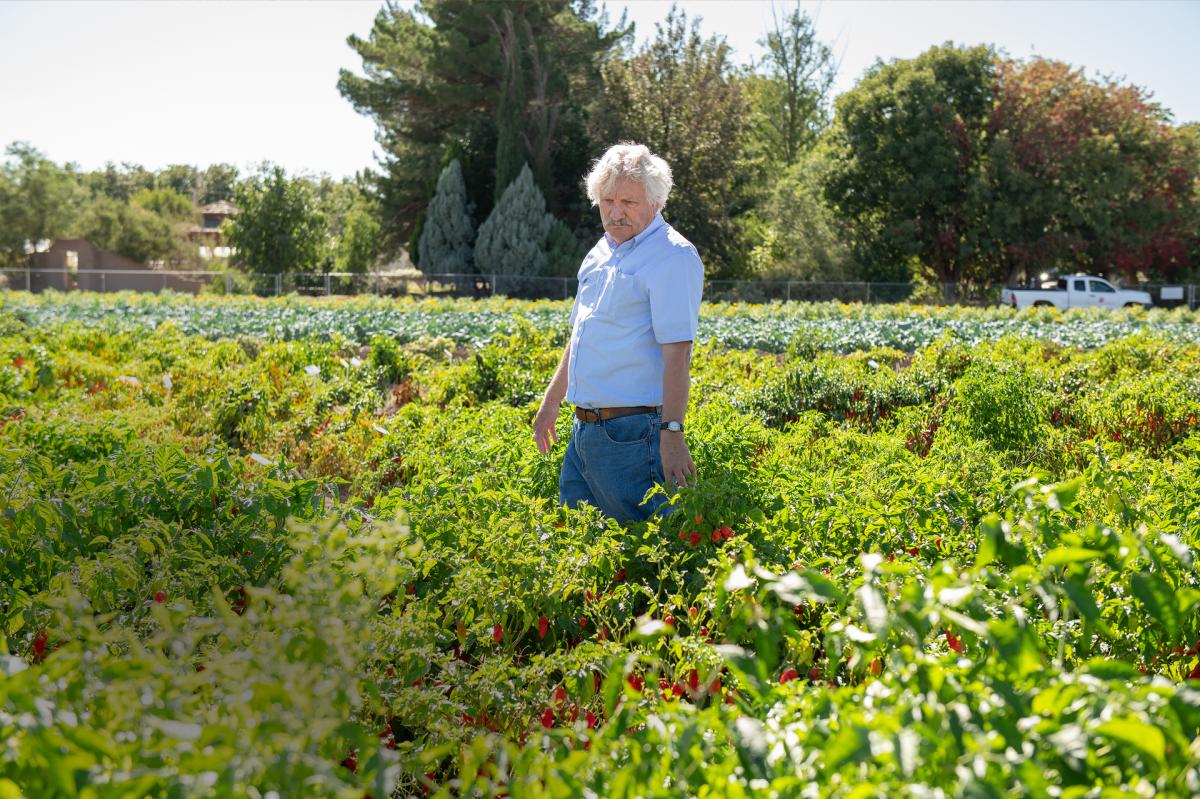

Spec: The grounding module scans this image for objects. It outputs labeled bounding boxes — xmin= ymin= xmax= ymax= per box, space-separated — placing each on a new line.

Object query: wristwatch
xmin=663 ymin=420 xmax=684 ymax=433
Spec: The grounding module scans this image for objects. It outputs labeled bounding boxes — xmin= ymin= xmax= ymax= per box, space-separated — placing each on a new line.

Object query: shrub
xmin=474 ymin=164 xmax=580 ymax=279
xmin=417 ymin=159 xmax=475 ymax=273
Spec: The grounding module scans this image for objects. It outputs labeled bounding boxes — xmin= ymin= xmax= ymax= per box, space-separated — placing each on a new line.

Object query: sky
xmin=0 ymin=0 xmax=1196 ymax=181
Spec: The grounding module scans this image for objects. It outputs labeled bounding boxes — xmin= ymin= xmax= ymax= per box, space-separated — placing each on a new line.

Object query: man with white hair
xmin=532 ymin=142 xmax=704 ymax=523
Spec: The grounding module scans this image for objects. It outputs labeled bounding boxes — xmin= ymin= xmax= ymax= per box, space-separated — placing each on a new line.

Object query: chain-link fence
xmin=1 ymin=268 xmax=1196 ymax=309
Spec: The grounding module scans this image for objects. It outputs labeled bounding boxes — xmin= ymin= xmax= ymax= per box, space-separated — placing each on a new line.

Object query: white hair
xmin=584 ymin=142 xmax=673 ymax=209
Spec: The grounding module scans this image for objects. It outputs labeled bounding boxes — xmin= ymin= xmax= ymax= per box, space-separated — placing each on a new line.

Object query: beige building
xmin=189 ymin=200 xmax=239 ymax=259
xmin=27 ymin=239 xmax=205 ymax=293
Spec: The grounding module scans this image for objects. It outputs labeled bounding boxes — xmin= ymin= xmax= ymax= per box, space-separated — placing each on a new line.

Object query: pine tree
xmin=417 ymin=160 xmax=475 ymax=273
xmin=475 ymin=163 xmax=578 ymax=277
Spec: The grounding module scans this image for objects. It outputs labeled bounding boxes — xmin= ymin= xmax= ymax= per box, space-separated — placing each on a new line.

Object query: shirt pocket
xmin=603 ymin=271 xmax=648 ymax=318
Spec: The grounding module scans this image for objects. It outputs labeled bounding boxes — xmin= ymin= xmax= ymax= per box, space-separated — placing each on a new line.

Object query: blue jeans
xmin=560 ymin=411 xmax=668 ymax=523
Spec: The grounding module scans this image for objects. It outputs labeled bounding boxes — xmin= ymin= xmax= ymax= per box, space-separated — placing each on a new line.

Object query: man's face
xmin=598 ymin=177 xmax=659 ymax=245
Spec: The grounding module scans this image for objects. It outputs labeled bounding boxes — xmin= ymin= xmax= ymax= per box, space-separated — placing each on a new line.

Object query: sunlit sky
xmin=1 ymin=0 xmax=1196 ymax=180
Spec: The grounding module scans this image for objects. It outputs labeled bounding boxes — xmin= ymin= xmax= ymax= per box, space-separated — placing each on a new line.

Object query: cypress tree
xmin=417 ymin=160 xmax=475 ymax=273
xmin=475 ymin=163 xmax=560 ymax=277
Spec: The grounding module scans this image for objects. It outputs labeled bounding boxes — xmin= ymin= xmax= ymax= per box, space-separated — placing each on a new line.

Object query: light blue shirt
xmin=566 ymin=213 xmax=704 ymax=408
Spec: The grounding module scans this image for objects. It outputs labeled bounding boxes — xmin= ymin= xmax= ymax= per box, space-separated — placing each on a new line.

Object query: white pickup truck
xmin=1000 ymin=275 xmax=1152 ymax=310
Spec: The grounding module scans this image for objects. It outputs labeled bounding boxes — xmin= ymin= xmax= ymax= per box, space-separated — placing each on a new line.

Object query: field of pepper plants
xmin=2 ymin=289 xmax=1200 ymax=798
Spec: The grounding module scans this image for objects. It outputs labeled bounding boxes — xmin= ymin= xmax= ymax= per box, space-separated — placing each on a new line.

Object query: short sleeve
xmin=643 ymin=248 xmax=704 ymax=344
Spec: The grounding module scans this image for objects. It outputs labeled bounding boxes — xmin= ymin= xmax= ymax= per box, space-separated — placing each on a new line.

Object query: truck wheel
xmin=1033 ymin=301 xmax=1054 ymax=308
xmin=1123 ymin=302 xmax=1149 ymax=309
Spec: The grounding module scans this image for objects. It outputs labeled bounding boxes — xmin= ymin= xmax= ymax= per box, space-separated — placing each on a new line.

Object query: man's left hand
xmin=660 ymin=430 xmax=697 ymax=489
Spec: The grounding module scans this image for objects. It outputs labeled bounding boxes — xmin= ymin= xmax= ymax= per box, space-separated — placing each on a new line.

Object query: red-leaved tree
xmin=984 ymin=58 xmax=1198 ymax=283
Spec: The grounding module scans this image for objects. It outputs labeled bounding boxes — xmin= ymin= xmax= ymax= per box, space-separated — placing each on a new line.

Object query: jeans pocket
xmin=599 ymin=413 xmax=653 ymax=445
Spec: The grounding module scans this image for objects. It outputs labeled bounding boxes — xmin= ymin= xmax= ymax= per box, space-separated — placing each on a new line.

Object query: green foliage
xmin=227 ymin=165 xmax=328 ymax=274
xmin=131 ymin=187 xmax=194 ymax=221
xmin=749 ymin=147 xmax=857 ymax=281
xmin=748 ymin=348 xmax=931 ymax=429
xmin=824 ymin=43 xmax=999 ymax=286
xmin=336 ymin=195 xmax=382 ymax=274
xmin=417 ymin=159 xmax=475 ymax=273
xmin=199 ymin=163 xmax=239 ymax=204
xmin=474 ymin=164 xmax=580 ymax=278
xmin=750 ymin=2 xmax=836 ymax=168
xmin=75 ymin=193 xmax=179 ymax=264
xmin=0 ymin=143 xmax=84 ymax=265
xmin=949 ymin=363 xmax=1048 ymax=456
xmin=7 ymin=290 xmax=1200 ymax=354
xmin=82 ymin=160 xmax=155 ymax=201
xmin=153 ymin=163 xmax=199 ymax=198
xmin=823 ymin=47 xmax=1200 ymax=288
xmin=2 ymin=296 xmax=1200 ymax=795
xmin=592 ymin=7 xmax=753 ymax=278
xmin=337 ymin=0 xmax=626 ymax=251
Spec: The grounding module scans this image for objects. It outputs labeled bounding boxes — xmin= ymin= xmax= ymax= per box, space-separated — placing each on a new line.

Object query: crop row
xmin=4 ymin=289 xmax=1200 ymax=352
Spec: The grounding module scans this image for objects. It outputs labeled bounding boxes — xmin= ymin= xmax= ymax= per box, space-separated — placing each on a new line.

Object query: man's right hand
xmin=533 ymin=401 xmax=561 ymax=454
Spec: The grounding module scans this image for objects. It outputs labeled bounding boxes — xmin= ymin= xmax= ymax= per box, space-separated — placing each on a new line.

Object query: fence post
xmin=225 ymin=273 xmax=232 ymax=294
xmin=100 ymin=272 xmax=106 ymax=293
xmin=25 ymin=269 xmax=31 ymax=293
xmin=274 ymin=274 xmax=282 ymax=296
xmin=491 ymin=274 xmax=497 ymax=297
xmin=786 ymin=281 xmax=792 ymax=303
xmin=563 ymin=277 xmax=569 ymax=300
xmin=324 ymin=273 xmax=331 ymax=296
xmin=865 ymin=282 xmax=871 ymax=304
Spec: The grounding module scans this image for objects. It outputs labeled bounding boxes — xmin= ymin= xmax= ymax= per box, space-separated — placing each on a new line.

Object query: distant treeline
xmin=0 ymin=151 xmax=379 ymax=274
xmin=2 ymin=1 xmax=1198 ymax=289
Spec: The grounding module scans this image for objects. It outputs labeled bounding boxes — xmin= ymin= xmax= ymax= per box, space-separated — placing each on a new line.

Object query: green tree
xmin=1178 ymin=122 xmax=1200 ymax=278
xmin=200 ymin=163 xmax=239 ymax=204
xmin=156 ymin=164 xmax=199 ymax=201
xmin=591 ymin=6 xmax=753 ymax=277
xmin=0 ymin=142 xmax=84 ymax=265
xmin=336 ymin=196 xmax=382 ymax=274
xmin=131 ymin=188 xmax=194 ymax=221
xmin=750 ymin=146 xmax=857 ymax=281
xmin=75 ymin=194 xmax=176 ymax=264
xmin=474 ymin=163 xmax=578 ymax=278
xmin=226 ymin=166 xmax=327 ymax=274
xmin=310 ymin=174 xmax=384 ymax=272
xmin=84 ymin=161 xmax=155 ymax=201
xmin=132 ymin=188 xmax=199 ymax=265
xmin=417 ymin=159 xmax=475 ymax=273
xmin=750 ymin=2 xmax=837 ymax=170
xmin=823 ymin=43 xmax=999 ymax=286
xmin=338 ymin=0 xmax=627 ymax=253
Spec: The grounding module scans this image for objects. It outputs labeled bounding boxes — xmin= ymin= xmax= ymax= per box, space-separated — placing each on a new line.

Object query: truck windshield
xmin=1089 ymin=280 xmax=1115 ymax=293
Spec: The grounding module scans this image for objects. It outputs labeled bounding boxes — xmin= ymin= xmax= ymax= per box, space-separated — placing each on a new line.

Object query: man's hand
xmin=660 ymin=430 xmax=697 ymax=488
xmin=533 ymin=401 xmax=561 ymax=454
xmin=534 ymin=343 xmax=571 ymax=454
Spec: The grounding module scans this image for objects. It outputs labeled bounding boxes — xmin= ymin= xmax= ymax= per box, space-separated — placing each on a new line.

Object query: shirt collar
xmin=604 ymin=213 xmax=666 ymax=250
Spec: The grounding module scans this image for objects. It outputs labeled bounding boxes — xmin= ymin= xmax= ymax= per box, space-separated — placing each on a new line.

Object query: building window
xmin=65 ymin=250 xmax=78 ymax=270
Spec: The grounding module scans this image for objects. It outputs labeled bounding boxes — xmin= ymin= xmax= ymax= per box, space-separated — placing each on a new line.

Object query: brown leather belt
xmin=574 ymin=405 xmax=658 ymax=423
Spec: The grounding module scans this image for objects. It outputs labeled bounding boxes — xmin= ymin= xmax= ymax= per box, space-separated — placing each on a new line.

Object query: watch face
xmin=666 ymin=421 xmax=683 ymax=432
